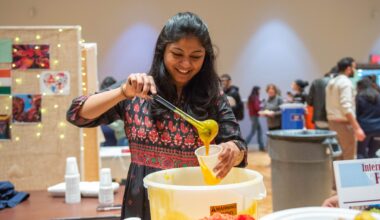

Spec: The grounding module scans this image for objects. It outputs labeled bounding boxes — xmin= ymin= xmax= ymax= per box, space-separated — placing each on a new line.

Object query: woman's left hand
xmin=213 ymin=141 xmax=242 ymax=179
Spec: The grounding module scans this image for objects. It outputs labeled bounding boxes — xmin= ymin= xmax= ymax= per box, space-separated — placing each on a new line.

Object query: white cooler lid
xmin=280 ymin=103 xmax=305 ymax=109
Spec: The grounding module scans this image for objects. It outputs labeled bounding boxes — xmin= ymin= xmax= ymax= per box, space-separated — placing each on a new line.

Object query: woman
xmin=67 ymin=12 xmax=247 ymax=219
xmin=245 ymin=86 xmax=264 ymax=151
xmin=260 ymin=84 xmax=283 ymax=130
xmin=291 ymin=79 xmax=309 ymax=104
xmin=356 ymin=78 xmax=380 ymax=158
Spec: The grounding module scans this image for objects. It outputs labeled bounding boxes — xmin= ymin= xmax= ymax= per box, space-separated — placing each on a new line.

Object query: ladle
xmin=152 ymin=94 xmax=218 ymax=154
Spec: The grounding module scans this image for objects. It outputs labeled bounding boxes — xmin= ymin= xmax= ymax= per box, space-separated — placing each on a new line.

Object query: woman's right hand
xmin=122 ymin=73 xmax=157 ymax=99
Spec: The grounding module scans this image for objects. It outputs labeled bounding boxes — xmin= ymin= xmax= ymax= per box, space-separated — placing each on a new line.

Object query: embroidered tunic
xmin=67 ymin=94 xmax=247 ymax=220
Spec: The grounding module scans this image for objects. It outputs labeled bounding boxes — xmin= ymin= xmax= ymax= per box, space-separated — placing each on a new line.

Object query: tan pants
xmin=328 ymin=121 xmax=357 ymax=160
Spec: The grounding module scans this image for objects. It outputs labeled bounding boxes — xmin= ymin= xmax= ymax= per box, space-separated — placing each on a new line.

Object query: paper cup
xmin=194 ymin=145 xmax=222 ymax=185
xmin=100 ymin=168 xmax=112 ymax=187
xmin=65 ymin=157 xmax=79 ymax=175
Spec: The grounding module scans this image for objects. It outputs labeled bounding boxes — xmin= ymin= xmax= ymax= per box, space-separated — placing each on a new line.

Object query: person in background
xmin=356 ymin=77 xmax=380 ymax=158
xmin=307 ymin=66 xmax=338 ymax=129
xmin=99 ymin=76 xmax=129 ymax=146
xmin=245 ymin=86 xmax=264 ymax=151
xmin=291 ymin=79 xmax=309 ymax=104
xmin=260 ymin=84 xmax=283 ymax=130
xmin=220 ymin=73 xmax=244 ymax=121
xmin=100 ymin=76 xmax=117 ymax=90
xmin=67 ymin=12 xmax=247 ymax=219
xmin=326 ymin=57 xmax=365 ymax=160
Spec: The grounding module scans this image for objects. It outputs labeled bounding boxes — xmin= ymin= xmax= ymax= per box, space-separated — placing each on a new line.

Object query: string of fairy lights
xmin=0 ymin=27 xmax=85 ymax=145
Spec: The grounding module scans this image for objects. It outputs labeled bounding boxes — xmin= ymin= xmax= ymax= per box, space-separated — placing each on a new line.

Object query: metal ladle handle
xmin=151 ymin=94 xmax=205 ymax=129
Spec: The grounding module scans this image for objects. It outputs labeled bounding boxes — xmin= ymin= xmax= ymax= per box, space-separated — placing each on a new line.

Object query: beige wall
xmin=1 ymin=0 xmax=380 ymax=97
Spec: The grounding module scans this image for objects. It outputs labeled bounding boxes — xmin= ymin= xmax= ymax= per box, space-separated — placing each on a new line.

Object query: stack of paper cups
xmin=65 ymin=157 xmax=81 ymax=204
xmin=99 ymin=168 xmax=114 ymax=205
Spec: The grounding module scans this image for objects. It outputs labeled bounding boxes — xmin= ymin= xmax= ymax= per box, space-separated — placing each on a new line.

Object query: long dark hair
xmin=248 ymin=86 xmax=260 ymax=102
xmin=357 ymin=77 xmax=379 ymax=104
xmin=149 ymin=12 xmax=220 ymax=120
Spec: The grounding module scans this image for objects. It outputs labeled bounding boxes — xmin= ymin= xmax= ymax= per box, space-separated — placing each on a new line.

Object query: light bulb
xmin=14 ymin=37 xmax=20 ymax=42
xmin=57 ymin=44 xmax=61 ymax=48
xmin=36 ymin=132 xmax=41 ymax=137
xmin=15 ymin=137 xmax=20 ymax=141
xmin=58 ymin=28 xmax=63 ymax=32
xmin=36 ymin=34 xmax=41 ymax=40
xmin=54 ymin=104 xmax=59 ymax=108
xmin=83 ymin=133 xmax=87 ymax=137
xmin=38 ymin=123 xmax=43 ymax=128
xmin=60 ymin=134 xmax=65 ymax=139
xmin=15 ymin=78 xmax=22 ymax=84
xmin=36 ymin=74 xmax=40 ymax=78
xmin=5 ymin=106 xmax=9 ymax=110
xmin=82 ymin=72 xmax=86 ymax=76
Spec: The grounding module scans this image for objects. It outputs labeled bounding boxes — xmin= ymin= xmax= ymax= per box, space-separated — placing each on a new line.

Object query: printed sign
xmin=210 ymin=203 xmax=237 ymax=215
xmin=334 ymin=158 xmax=380 ymax=210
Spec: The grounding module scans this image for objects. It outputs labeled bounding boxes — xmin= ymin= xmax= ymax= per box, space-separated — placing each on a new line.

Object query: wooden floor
xmin=246 ymin=150 xmax=273 ymax=218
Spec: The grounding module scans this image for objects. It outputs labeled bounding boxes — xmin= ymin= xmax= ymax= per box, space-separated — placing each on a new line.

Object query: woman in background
xmin=245 ymin=86 xmax=265 ymax=151
xmin=260 ymin=84 xmax=283 ymax=130
xmin=291 ymin=79 xmax=309 ymax=103
xmin=356 ymin=77 xmax=380 ymax=158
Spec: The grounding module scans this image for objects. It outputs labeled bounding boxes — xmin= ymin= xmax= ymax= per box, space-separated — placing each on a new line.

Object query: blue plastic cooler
xmin=280 ymin=103 xmax=305 ymax=129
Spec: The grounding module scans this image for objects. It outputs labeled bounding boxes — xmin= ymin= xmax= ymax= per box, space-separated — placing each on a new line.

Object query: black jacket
xmin=224 ymin=85 xmax=244 ymax=120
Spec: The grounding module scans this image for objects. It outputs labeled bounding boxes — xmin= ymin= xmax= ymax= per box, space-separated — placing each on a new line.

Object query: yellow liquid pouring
xmin=152 ymin=95 xmax=219 ymax=154
xmin=152 ymin=95 xmax=219 ymax=185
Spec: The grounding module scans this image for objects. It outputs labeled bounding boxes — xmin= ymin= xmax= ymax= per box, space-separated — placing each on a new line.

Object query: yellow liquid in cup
xmin=199 ymin=157 xmax=221 ymax=185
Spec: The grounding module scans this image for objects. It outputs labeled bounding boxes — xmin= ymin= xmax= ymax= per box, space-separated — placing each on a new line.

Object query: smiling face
xmin=164 ymin=36 xmax=206 ymax=92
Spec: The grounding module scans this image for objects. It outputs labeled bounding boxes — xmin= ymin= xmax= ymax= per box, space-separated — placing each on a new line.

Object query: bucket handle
xmin=323 ymin=138 xmax=342 ymax=158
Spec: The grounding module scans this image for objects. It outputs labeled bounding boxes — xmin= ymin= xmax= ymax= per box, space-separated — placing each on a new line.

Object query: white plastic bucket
xmin=143 ymin=167 xmax=266 ymax=220
xmin=261 ymin=207 xmax=380 ymax=220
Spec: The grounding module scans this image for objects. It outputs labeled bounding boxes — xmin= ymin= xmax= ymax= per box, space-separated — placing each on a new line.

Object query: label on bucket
xmin=210 ymin=203 xmax=237 ymax=215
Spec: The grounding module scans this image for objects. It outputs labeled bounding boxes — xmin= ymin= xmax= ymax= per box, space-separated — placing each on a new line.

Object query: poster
xmin=12 ymin=94 xmax=42 ymax=123
xmin=40 ymin=71 xmax=70 ymax=95
xmin=0 ymin=115 xmax=11 ymax=140
xmin=12 ymin=44 xmax=50 ymax=69
xmin=0 ymin=69 xmax=11 ymax=95
xmin=0 ymin=39 xmax=12 ymax=63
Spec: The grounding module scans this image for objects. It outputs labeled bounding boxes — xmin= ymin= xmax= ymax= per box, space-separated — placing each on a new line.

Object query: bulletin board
xmin=0 ymin=26 xmax=82 ymax=191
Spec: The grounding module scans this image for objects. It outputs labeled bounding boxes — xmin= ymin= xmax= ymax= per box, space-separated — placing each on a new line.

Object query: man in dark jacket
xmin=220 ymin=74 xmax=244 ymax=121
xmin=307 ymin=67 xmax=337 ymax=129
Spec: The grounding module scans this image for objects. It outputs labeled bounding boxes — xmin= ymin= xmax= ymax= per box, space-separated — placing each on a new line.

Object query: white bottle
xmin=99 ymin=168 xmax=114 ymax=205
xmin=65 ymin=157 xmax=81 ymax=204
